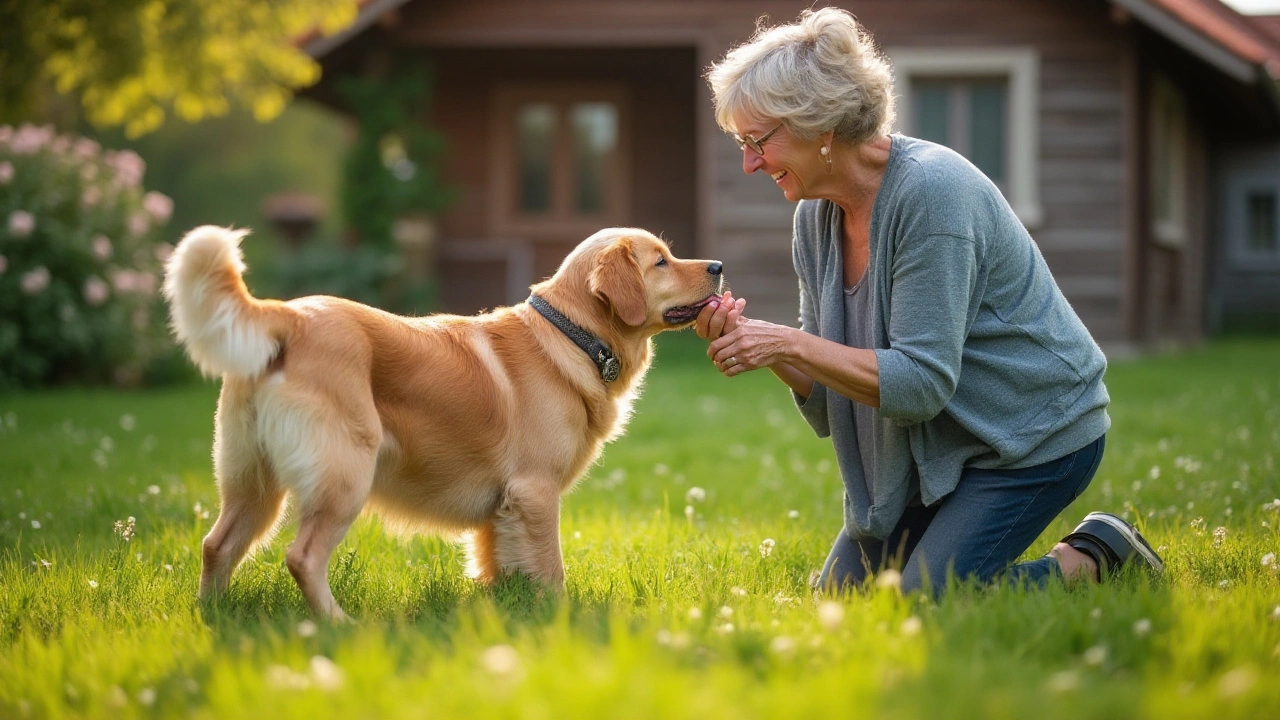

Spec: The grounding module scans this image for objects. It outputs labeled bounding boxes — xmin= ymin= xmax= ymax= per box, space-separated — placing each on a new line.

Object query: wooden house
xmin=303 ymin=0 xmax=1280 ymax=349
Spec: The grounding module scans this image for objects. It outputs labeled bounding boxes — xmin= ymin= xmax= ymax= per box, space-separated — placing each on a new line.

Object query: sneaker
xmin=1061 ymin=511 xmax=1164 ymax=578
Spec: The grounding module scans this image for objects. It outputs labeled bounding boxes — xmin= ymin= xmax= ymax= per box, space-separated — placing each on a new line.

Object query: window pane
xmin=1247 ymin=191 xmax=1278 ymax=252
xmin=572 ymin=102 xmax=618 ymax=213
xmin=969 ymin=81 xmax=1007 ymax=184
xmin=517 ymin=103 xmax=555 ymax=213
xmin=914 ymin=83 xmax=950 ymax=146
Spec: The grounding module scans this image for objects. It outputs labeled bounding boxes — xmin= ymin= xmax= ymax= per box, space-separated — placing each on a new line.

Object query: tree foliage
xmin=0 ymin=0 xmax=359 ymax=136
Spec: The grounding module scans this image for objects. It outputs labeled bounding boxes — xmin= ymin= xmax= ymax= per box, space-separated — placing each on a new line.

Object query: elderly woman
xmin=697 ymin=7 xmax=1162 ymax=595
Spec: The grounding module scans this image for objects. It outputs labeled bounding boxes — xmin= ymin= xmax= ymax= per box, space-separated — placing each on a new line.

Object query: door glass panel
xmin=914 ymin=83 xmax=950 ymax=146
xmin=1247 ymin=191 xmax=1278 ymax=252
xmin=969 ymin=80 xmax=1007 ymax=184
xmin=571 ymin=102 xmax=618 ymax=213
xmin=517 ymin=103 xmax=556 ymax=213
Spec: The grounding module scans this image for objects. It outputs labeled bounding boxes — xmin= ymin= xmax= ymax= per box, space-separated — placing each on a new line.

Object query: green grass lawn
xmin=1 ymin=334 xmax=1278 ymax=719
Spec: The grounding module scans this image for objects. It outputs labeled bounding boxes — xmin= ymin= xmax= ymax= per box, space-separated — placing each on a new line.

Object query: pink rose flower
xmin=82 ymin=186 xmax=102 ymax=207
xmin=0 ymin=161 xmax=13 ymax=185
xmin=8 ymin=210 xmax=34 ymax=238
xmin=83 ymin=276 xmax=110 ymax=306
xmin=10 ymin=124 xmax=53 ymax=155
xmin=143 ymin=191 xmax=173 ymax=225
xmin=128 ymin=211 xmax=150 ymax=237
xmin=105 ymin=149 xmax=146 ymax=188
xmin=92 ymin=235 xmax=113 ymax=262
xmin=20 ymin=266 xmax=50 ymax=295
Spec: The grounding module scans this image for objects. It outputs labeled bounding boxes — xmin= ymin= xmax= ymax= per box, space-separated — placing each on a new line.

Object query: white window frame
xmin=888 ymin=47 xmax=1043 ymax=229
xmin=1148 ymin=73 xmax=1188 ymax=249
xmin=1229 ymin=182 xmax=1280 ymax=270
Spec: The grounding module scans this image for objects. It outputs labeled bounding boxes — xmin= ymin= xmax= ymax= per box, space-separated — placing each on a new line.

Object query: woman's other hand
xmin=696 ymin=290 xmax=746 ymax=341
xmin=708 ymin=315 xmax=795 ymax=377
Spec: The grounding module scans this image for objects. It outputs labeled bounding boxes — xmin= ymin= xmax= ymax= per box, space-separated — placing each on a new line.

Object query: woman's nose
xmin=742 ymin=149 xmax=764 ymax=175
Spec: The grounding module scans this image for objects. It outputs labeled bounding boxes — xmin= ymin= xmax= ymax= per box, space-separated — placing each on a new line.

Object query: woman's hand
xmin=695 ymin=290 xmax=746 ymax=341
xmin=707 ymin=315 xmax=796 ymax=378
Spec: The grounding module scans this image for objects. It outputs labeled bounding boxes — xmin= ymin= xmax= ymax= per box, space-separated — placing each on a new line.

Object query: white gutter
xmin=304 ymin=0 xmax=415 ymax=60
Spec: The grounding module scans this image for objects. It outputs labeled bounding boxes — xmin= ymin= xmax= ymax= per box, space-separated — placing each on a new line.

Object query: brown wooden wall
xmin=312 ymin=0 xmax=1256 ymax=346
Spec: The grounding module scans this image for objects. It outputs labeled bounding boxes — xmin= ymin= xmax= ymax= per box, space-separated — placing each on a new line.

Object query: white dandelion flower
xmin=1083 ymin=645 xmax=1108 ymax=666
xmin=684 ymin=487 xmax=706 ymax=504
xmin=759 ymin=538 xmax=775 ymax=558
xmin=479 ymin=645 xmax=521 ymax=678
xmin=309 ymin=656 xmax=344 ymax=691
xmin=1133 ymin=618 xmax=1152 ymax=636
xmin=900 ymin=616 xmax=923 ymax=636
xmin=875 ymin=569 xmax=903 ymax=591
xmin=817 ymin=600 xmax=844 ymax=631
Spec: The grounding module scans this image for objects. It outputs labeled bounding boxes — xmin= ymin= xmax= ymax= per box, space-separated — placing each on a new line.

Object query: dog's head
xmin=534 ymin=228 xmax=724 ymax=333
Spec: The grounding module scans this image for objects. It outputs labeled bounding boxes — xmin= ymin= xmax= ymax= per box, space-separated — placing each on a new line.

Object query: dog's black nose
xmin=707 ymin=262 xmax=723 ymax=276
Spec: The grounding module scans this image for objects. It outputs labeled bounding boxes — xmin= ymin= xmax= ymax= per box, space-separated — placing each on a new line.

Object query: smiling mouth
xmin=662 ymin=294 xmax=721 ymax=325
xmin=771 ymin=170 xmax=788 ymax=182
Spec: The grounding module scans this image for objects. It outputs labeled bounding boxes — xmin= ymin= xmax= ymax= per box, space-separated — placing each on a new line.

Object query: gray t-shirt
xmin=792 ymin=135 xmax=1110 ymax=541
xmin=843 ymin=273 xmax=922 ymax=509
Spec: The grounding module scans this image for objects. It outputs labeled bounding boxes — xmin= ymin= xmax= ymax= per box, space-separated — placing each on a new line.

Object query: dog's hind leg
xmin=199 ymin=464 xmax=286 ymax=601
xmin=200 ymin=384 xmax=287 ymax=601
xmin=283 ymin=451 xmax=376 ymax=622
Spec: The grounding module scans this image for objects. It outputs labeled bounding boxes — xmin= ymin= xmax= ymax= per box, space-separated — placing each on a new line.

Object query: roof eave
xmin=304 ymin=0 xmax=413 ymax=60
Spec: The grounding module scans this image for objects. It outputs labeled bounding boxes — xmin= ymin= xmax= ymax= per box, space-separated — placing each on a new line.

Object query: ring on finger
xmin=725 ymin=356 xmax=738 ymax=368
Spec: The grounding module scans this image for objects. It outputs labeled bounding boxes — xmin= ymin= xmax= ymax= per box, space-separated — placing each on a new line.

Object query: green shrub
xmin=0 ymin=123 xmax=182 ymax=390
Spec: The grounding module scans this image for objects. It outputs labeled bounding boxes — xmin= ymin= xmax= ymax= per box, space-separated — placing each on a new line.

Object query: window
xmin=1149 ymin=74 xmax=1188 ymax=248
xmin=493 ymin=84 xmax=629 ymax=235
xmin=889 ymin=47 xmax=1042 ymax=228
xmin=912 ymin=78 xmax=1009 ymax=191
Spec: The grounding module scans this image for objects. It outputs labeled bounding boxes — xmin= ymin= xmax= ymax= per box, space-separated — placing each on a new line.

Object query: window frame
xmin=1228 ymin=182 xmax=1280 ymax=270
xmin=1147 ymin=73 xmax=1189 ymax=249
xmin=888 ymin=47 xmax=1043 ymax=228
xmin=490 ymin=83 xmax=631 ymax=238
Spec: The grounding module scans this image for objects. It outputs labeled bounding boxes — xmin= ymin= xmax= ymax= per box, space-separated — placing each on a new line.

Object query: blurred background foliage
xmin=0 ymin=0 xmax=359 ymax=136
xmin=1 ymin=1 xmax=455 ymax=390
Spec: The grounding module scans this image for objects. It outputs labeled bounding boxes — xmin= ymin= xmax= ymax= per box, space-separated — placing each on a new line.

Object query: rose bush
xmin=0 ymin=124 xmax=181 ymax=389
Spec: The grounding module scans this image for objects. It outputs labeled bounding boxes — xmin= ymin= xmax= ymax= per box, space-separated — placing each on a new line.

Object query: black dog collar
xmin=527 ymin=294 xmax=620 ymax=383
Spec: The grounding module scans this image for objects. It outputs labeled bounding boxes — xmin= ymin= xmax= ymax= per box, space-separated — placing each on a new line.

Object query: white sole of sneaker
xmin=1083 ymin=512 xmax=1164 ymax=573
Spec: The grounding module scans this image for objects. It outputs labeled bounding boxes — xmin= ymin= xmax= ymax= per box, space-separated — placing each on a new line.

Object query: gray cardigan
xmin=792 ymin=135 xmax=1110 ymax=541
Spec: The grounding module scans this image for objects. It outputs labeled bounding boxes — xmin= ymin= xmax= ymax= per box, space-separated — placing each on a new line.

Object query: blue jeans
xmin=817 ymin=435 xmax=1106 ymax=596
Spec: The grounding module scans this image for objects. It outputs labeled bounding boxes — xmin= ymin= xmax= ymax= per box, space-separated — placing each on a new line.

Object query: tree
xmin=0 ymin=0 xmax=359 ymax=136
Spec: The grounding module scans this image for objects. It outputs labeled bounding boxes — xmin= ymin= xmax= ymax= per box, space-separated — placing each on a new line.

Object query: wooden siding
xmin=309 ymin=0 xmax=1278 ymax=345
xmin=708 ymin=0 xmax=1136 ymax=338
xmin=421 ymin=46 xmax=699 ymax=310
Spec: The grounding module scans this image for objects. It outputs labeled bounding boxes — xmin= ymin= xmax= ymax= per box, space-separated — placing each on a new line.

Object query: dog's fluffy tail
xmin=162 ymin=226 xmax=297 ymax=379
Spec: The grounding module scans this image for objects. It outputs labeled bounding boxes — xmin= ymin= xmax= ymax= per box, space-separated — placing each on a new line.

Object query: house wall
xmin=714 ymin=0 xmax=1135 ymax=339
xmin=418 ymin=47 xmax=697 ymax=311
xmin=341 ymin=0 xmax=1141 ymax=342
xmin=1211 ymin=141 xmax=1280 ymax=330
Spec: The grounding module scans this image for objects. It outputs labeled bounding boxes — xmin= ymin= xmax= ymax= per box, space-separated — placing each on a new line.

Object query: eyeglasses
xmin=732 ymin=123 xmax=784 ymax=155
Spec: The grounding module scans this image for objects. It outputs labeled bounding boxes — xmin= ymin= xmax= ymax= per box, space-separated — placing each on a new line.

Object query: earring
xmin=820 ymin=145 xmax=833 ymax=172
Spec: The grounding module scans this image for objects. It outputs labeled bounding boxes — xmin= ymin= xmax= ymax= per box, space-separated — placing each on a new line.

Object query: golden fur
xmin=163 ymin=225 xmax=722 ymax=620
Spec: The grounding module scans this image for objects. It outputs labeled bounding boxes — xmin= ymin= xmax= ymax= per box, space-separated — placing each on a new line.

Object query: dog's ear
xmin=590 ymin=238 xmax=647 ymax=327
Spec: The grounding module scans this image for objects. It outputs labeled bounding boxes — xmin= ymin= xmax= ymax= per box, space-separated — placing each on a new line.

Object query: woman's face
xmin=731 ymin=115 xmax=825 ymax=202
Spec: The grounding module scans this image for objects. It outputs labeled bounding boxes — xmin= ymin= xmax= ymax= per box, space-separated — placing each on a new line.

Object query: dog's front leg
xmin=488 ymin=481 xmax=566 ymax=590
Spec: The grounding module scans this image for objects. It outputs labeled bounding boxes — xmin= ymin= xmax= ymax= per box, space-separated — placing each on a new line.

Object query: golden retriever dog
xmin=163 ymin=225 xmax=723 ymax=620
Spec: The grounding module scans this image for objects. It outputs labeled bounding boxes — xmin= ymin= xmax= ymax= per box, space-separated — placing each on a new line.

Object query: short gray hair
xmin=705 ymin=7 xmax=895 ymax=145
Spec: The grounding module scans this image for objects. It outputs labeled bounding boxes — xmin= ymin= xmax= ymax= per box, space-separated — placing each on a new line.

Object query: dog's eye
xmin=655 ymin=257 xmax=668 ymax=267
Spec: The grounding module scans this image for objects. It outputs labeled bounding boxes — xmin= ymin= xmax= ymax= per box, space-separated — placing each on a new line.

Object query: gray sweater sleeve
xmin=874 ymin=231 xmax=978 ymax=424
